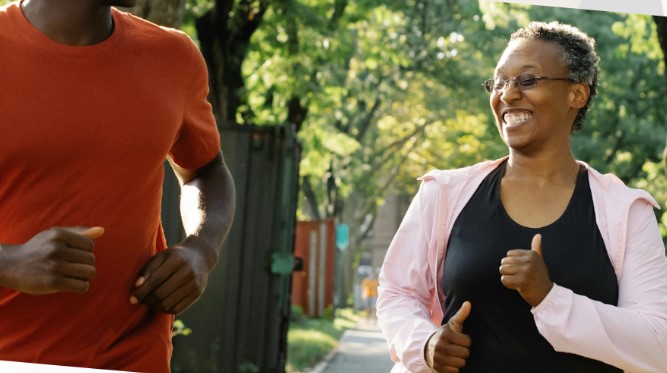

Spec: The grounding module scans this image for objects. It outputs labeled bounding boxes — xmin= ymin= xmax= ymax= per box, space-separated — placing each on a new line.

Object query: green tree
xmin=653 ymin=15 xmax=667 ymax=205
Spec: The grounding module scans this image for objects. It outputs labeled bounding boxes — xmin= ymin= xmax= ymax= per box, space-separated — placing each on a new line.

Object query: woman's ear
xmin=570 ymin=83 xmax=590 ymax=109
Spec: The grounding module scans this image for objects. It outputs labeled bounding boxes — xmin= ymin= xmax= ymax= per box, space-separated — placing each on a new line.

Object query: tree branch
xmin=357 ymin=138 xmax=420 ymax=222
xmin=328 ymin=0 xmax=348 ymax=31
xmin=301 ymin=175 xmax=322 ymax=220
xmin=354 ymin=98 xmax=383 ymax=142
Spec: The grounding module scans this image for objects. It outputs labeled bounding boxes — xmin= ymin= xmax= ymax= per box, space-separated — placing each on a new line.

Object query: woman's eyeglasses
xmin=483 ymin=74 xmax=575 ymax=93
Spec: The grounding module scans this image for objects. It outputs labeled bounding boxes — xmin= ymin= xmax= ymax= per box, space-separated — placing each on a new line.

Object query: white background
xmin=484 ymin=0 xmax=667 ymax=16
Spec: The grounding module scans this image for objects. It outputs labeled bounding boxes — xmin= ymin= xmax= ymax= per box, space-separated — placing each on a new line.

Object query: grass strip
xmin=286 ymin=308 xmax=359 ymax=373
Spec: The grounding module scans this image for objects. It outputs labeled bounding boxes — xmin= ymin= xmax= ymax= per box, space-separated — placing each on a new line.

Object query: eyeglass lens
xmin=485 ymin=74 xmax=538 ymax=93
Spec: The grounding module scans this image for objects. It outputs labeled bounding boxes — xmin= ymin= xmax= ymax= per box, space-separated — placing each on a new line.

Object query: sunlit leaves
xmin=478 ymin=1 xmax=531 ymax=31
xmin=612 ymin=14 xmax=664 ymax=61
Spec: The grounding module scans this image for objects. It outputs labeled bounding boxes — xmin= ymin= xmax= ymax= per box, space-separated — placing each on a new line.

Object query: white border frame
xmin=482 ymin=0 xmax=667 ymax=16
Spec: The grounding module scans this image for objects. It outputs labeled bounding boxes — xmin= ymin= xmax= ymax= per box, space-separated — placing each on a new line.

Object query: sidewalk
xmin=310 ymin=317 xmax=395 ymax=373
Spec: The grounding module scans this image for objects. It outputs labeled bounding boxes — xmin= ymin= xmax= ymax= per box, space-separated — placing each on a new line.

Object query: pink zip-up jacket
xmin=377 ymin=158 xmax=667 ymax=373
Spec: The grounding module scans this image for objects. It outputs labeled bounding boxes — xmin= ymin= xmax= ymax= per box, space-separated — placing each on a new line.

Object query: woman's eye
xmin=519 ymin=78 xmax=537 ymax=87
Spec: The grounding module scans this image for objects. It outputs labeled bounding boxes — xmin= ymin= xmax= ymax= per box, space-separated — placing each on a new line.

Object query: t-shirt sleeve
xmin=169 ymin=36 xmax=221 ymax=170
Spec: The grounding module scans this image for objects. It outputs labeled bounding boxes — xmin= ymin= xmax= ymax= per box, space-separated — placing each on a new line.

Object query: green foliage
xmin=322 ymin=304 xmax=335 ymax=320
xmin=286 ymin=308 xmax=359 ymax=373
xmin=243 ymin=0 xmax=508 ymax=230
xmin=171 ymin=319 xmax=193 ymax=337
xmin=182 ymin=0 xmax=215 ymax=40
xmin=290 ymin=304 xmax=306 ymax=324
xmin=286 ymin=326 xmax=338 ymax=373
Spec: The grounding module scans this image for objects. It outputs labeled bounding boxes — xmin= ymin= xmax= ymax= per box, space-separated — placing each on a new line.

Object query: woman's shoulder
xmin=581 ymin=161 xmax=660 ymax=209
xmin=418 ymin=157 xmax=507 ymax=186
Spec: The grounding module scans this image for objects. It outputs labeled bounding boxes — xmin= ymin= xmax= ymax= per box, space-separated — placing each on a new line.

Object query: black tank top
xmin=442 ymin=161 xmax=620 ymax=373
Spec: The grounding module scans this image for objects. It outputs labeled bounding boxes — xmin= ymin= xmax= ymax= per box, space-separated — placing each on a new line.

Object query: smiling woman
xmin=490 ymin=37 xmax=591 ymax=167
xmin=377 ymin=21 xmax=667 ymax=373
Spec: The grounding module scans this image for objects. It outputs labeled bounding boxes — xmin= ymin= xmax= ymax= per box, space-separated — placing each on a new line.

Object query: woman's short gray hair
xmin=510 ymin=21 xmax=599 ymax=132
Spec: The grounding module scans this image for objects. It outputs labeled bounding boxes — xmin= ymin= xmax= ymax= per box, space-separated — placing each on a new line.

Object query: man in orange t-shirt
xmin=0 ymin=1 xmax=235 ymax=372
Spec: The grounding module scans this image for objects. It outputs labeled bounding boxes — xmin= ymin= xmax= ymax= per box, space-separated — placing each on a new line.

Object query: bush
xmin=290 ymin=305 xmax=306 ymax=324
xmin=322 ymin=305 xmax=335 ymax=320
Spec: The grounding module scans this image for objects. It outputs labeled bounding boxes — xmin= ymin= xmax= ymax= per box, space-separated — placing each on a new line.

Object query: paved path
xmin=312 ymin=318 xmax=395 ymax=373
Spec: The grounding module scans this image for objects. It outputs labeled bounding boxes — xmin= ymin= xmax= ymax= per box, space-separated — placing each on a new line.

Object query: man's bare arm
xmin=130 ymin=152 xmax=235 ymax=314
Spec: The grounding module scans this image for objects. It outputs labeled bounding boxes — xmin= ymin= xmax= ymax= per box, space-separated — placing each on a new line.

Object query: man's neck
xmin=21 ymin=0 xmax=113 ymax=46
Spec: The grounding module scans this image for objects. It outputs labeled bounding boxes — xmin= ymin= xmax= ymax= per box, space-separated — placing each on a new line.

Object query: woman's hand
xmin=425 ymin=301 xmax=472 ymax=372
xmin=499 ymin=234 xmax=553 ymax=307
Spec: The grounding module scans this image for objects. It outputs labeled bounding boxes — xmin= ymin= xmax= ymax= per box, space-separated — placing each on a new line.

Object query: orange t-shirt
xmin=0 ymin=3 xmax=220 ymax=372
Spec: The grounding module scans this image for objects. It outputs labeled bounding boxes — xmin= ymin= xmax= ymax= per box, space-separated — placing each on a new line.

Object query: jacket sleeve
xmin=377 ymin=179 xmax=439 ymax=373
xmin=532 ymin=200 xmax=667 ymax=372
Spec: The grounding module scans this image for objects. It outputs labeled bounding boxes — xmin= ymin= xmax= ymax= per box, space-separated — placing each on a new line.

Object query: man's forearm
xmin=178 ymin=154 xmax=236 ymax=269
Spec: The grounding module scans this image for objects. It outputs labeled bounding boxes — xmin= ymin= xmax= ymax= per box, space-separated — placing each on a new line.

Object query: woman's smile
xmin=503 ymin=110 xmax=534 ymax=127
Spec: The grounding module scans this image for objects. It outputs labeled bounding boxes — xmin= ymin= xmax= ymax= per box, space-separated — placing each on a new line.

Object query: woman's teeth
xmin=504 ymin=112 xmax=532 ymax=125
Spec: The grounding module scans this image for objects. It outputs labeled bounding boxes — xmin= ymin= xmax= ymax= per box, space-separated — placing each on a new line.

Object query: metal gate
xmin=166 ymin=124 xmax=300 ymax=373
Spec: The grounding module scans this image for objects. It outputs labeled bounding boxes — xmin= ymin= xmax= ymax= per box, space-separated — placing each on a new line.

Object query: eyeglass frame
xmin=483 ymin=73 xmax=576 ymax=93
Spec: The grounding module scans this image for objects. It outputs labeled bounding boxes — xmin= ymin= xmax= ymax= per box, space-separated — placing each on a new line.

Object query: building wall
xmin=362 ymin=192 xmax=412 ymax=271
xmin=353 ymin=192 xmax=411 ymax=309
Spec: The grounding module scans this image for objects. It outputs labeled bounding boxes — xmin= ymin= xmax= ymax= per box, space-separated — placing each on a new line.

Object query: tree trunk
xmin=195 ymin=1 xmax=269 ymax=125
xmin=301 ymin=176 xmax=322 ymax=220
